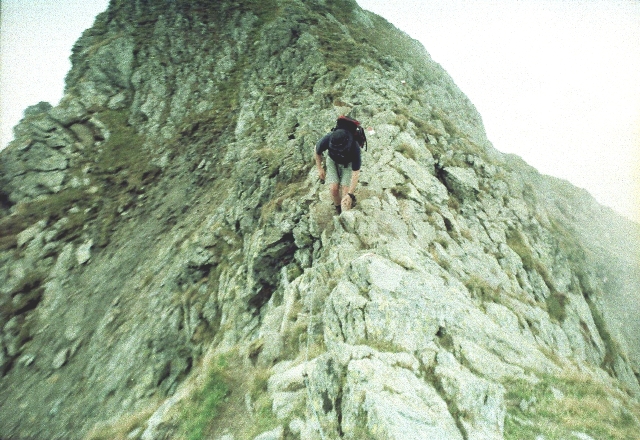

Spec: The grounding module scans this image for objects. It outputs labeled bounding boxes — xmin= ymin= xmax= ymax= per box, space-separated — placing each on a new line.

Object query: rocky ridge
xmin=1 ymin=0 xmax=640 ymax=439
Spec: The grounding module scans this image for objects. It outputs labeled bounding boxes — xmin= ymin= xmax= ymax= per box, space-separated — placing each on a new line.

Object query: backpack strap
xmin=356 ymin=126 xmax=367 ymax=151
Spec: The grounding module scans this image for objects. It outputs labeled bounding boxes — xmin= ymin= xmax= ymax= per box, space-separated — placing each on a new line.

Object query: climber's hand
xmin=318 ymin=168 xmax=326 ymax=183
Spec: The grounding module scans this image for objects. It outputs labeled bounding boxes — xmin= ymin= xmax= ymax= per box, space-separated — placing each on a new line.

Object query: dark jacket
xmin=315 ymin=130 xmax=362 ymax=171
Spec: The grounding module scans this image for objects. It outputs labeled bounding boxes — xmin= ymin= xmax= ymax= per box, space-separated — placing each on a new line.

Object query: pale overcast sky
xmin=1 ymin=0 xmax=639 ymax=223
xmin=1 ymin=0 xmax=110 ymax=143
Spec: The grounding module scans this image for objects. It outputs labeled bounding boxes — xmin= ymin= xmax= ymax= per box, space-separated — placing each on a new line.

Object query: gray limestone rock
xmin=23 ymin=101 xmax=53 ymax=117
xmin=0 ymin=1 xmax=639 ymax=439
xmin=76 ymin=240 xmax=93 ymax=265
xmin=253 ymin=426 xmax=284 ymax=440
xmin=48 ymin=100 xmax=88 ymax=126
xmin=342 ymin=354 xmax=463 ymax=439
xmin=435 ymin=350 xmax=506 ymax=440
xmin=443 ymin=166 xmax=480 ymax=200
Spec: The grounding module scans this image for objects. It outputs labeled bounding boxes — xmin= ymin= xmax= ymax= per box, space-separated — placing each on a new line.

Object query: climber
xmin=314 ymin=127 xmax=361 ymax=214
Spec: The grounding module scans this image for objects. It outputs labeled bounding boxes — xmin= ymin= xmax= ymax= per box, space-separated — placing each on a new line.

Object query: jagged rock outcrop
xmin=1 ymin=0 xmax=639 ymax=439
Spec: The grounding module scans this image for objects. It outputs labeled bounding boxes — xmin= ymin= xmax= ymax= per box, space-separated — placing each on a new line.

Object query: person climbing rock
xmin=315 ymin=124 xmax=361 ymax=214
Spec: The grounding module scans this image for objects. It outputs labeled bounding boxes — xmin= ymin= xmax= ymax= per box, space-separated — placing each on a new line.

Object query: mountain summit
xmin=1 ymin=0 xmax=640 ymax=439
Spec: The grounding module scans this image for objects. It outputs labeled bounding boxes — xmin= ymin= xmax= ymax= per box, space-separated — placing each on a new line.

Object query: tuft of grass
xmin=248 ymin=393 xmax=279 ymax=438
xmin=506 ymin=229 xmax=535 ymax=272
xmin=390 ymin=183 xmax=411 ymax=200
xmin=585 ymin=296 xmax=622 ymax=372
xmin=0 ymin=270 xmax=46 ymax=334
xmin=430 ymin=108 xmax=464 ymax=139
xmin=171 ymin=348 xmax=284 ymax=440
xmin=84 ymin=402 xmax=160 ymax=440
xmin=504 ymin=372 xmax=640 ymax=440
xmin=395 ymin=142 xmax=417 ymax=160
xmin=464 ymin=274 xmax=500 ymax=304
xmin=252 ymin=147 xmax=282 ymax=179
xmin=180 ymin=357 xmax=230 ymax=440
xmin=95 ymin=109 xmax=148 ymax=182
xmin=357 ymin=337 xmax=407 ymax=355
xmin=546 ymin=291 xmax=569 ymax=323
xmin=506 ymin=228 xmax=571 ymax=323
xmin=182 ymin=0 xmax=279 ymax=27
xmin=0 ymin=188 xmax=91 ymax=250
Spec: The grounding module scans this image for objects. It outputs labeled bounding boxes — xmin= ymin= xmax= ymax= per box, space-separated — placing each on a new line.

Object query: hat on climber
xmin=330 ymin=129 xmax=350 ymax=149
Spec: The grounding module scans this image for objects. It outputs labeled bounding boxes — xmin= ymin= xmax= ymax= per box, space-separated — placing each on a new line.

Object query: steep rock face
xmin=1 ymin=1 xmax=639 ymax=439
